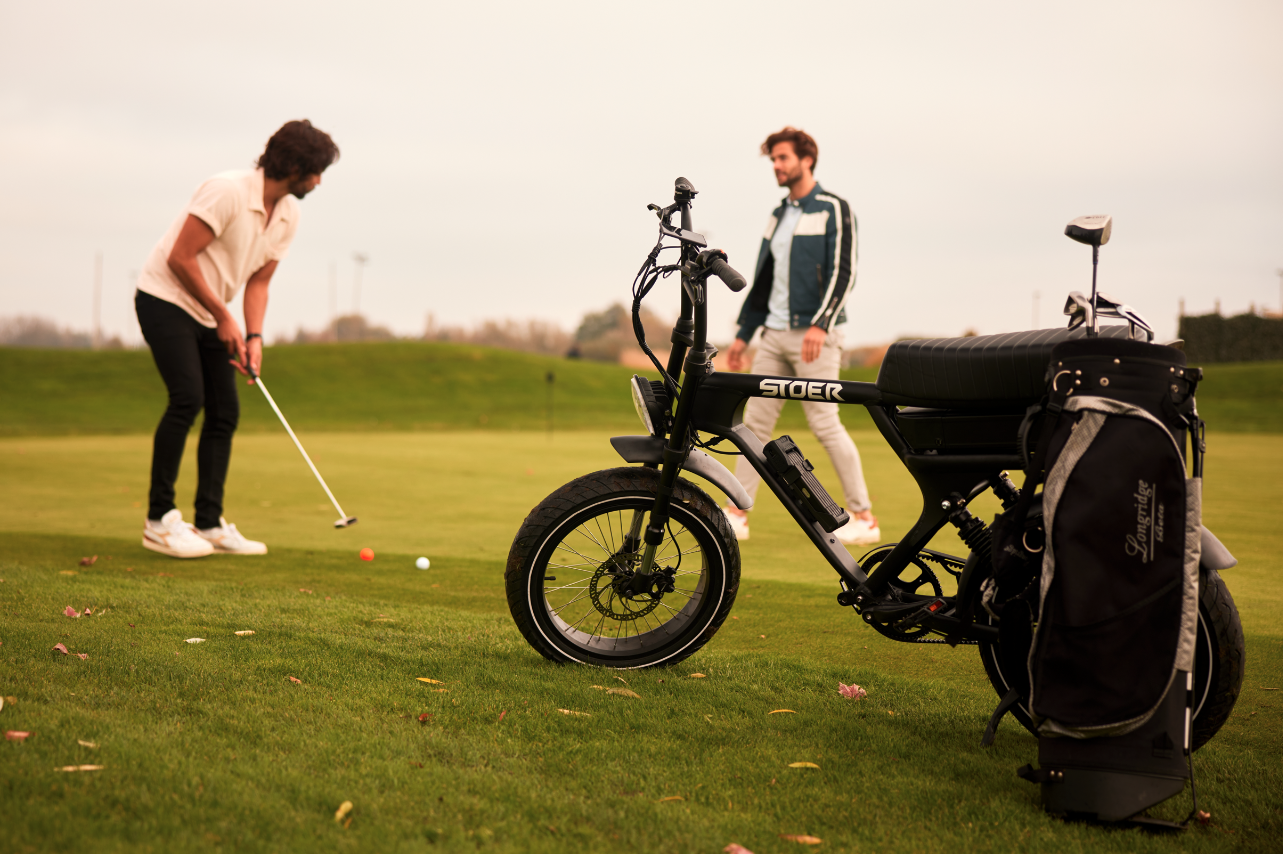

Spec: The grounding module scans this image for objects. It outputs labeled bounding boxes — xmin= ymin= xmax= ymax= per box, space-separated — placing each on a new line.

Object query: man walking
xmin=723 ymin=127 xmax=878 ymax=545
xmin=134 ymin=120 xmax=339 ymax=557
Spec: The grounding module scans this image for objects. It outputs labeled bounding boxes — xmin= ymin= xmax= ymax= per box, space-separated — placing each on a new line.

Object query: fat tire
xmin=505 ymin=466 xmax=740 ymax=668
xmin=978 ymin=566 xmax=1245 ymax=750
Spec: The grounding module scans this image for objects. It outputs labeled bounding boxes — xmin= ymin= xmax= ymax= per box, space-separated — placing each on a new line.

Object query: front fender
xmin=609 ymin=435 xmax=753 ymax=511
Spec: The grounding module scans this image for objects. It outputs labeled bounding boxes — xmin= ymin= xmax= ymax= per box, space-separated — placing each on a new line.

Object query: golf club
xmin=247 ymin=365 xmax=357 ymax=528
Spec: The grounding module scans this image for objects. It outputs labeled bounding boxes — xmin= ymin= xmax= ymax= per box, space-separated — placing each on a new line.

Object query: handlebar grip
xmin=708 ymin=257 xmax=747 ymax=292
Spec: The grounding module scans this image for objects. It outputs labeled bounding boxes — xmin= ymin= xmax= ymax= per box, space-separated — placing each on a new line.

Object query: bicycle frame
xmin=634 ymin=183 xmax=1011 ymax=644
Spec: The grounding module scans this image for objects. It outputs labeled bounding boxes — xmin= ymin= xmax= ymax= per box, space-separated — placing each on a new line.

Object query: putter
xmin=248 ymin=366 xmax=357 ymax=528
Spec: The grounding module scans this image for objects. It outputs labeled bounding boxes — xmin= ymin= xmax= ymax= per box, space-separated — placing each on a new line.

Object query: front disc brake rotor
xmin=588 ymin=555 xmax=662 ymax=621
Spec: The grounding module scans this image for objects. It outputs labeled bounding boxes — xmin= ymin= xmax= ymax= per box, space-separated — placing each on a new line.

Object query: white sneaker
xmin=143 ymin=509 xmax=215 ymax=558
xmin=196 ymin=517 xmax=268 ymax=555
xmin=722 ymin=507 xmax=750 ymax=541
xmin=835 ymin=515 xmax=881 ymax=546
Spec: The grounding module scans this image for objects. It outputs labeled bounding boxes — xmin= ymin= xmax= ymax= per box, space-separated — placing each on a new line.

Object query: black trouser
xmin=135 ymin=291 xmax=239 ymax=529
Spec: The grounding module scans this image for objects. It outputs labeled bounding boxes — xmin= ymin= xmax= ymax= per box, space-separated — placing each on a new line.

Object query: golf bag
xmin=996 ymin=335 xmax=1204 ymax=826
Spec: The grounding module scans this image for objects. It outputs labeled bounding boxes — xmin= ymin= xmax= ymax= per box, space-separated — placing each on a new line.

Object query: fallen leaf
xmin=234 ymin=630 xmax=255 ymax=636
xmin=759 ymin=634 xmax=766 ymax=639
xmin=606 ymin=688 xmax=641 ymax=699
xmin=731 ymin=616 xmax=739 ymax=620
xmin=838 ymin=682 xmax=867 ymax=700
xmin=126 ymin=568 xmax=133 ymax=572
xmin=1196 ymin=810 xmax=1211 ymax=824
xmin=59 ymin=570 xmax=77 ymax=576
xmin=157 ymin=572 xmax=173 ymax=577
xmin=724 ymin=845 xmax=756 ymax=854
xmin=689 ymin=673 xmax=707 ymax=679
xmin=74 ymin=653 xmax=89 ymax=661
xmin=779 ymin=834 xmax=823 ymax=845
xmin=334 ymin=801 xmax=353 ymax=822
xmin=128 ymin=623 xmax=135 ymax=628
xmin=79 ymin=556 xmax=98 ymax=566
xmin=372 ymin=618 xmax=394 ymax=622
xmin=788 ymin=762 xmax=820 ymax=769
xmin=614 ymin=675 xmax=629 ymax=685
xmin=63 ymin=606 xmax=81 ymax=618
xmin=78 ymin=740 xmax=98 ymax=748
xmin=55 ymin=765 xmax=104 ymax=772
xmin=887 ymin=710 xmax=895 ymax=716
xmin=4 ymin=696 xmax=17 ymax=704
xmin=557 ymin=709 xmax=591 ymax=717
xmin=185 ymin=638 xmax=205 ymax=644
xmin=52 ymin=643 xmax=69 ymax=655
xmin=343 ymin=817 xmax=352 ymax=829
xmin=84 ymin=607 xmax=93 ymax=615
xmin=498 ymin=710 xmax=507 ymax=723
xmin=433 ymin=689 xmax=448 ymax=693
xmin=288 ymin=676 xmax=302 ymax=684
xmin=416 ymin=678 xmax=445 ymax=685
xmin=5 ymin=731 xmax=31 ymax=741
xmin=768 ymin=709 xmax=796 ymax=715
xmin=418 ymin=712 xmax=433 ymax=723
xmin=656 ymin=796 xmax=684 ymax=803
xmin=589 ymin=685 xmax=606 ymax=691
xmin=299 ymin=588 xmax=313 ymax=594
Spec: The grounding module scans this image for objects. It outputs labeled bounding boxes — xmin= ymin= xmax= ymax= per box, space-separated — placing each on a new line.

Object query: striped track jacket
xmin=735 ymin=183 xmax=858 ymax=341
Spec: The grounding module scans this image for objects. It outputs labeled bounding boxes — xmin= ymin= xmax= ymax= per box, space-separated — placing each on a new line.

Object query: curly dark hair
xmin=761 ymin=126 xmax=818 ymax=171
xmin=257 ymin=120 xmax=340 ymax=180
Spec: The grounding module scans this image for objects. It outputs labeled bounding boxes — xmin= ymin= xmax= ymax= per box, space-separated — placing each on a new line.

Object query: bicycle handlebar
xmin=707 ymin=256 xmax=747 ymax=292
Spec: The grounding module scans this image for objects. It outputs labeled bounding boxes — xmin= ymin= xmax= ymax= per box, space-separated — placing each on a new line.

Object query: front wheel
xmin=506 ymin=467 xmax=740 ymax=668
xmin=978 ymin=567 xmax=1245 ymax=751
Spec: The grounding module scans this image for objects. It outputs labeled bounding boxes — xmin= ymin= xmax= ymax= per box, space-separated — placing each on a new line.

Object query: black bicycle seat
xmin=876 ymin=326 xmax=1132 ymax=408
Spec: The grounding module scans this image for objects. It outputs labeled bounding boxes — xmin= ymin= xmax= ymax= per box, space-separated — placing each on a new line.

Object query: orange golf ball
xmin=359 ymin=548 xmax=374 ymax=561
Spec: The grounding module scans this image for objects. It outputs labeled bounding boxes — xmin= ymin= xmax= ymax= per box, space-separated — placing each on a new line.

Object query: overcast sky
xmin=2 ymin=1 xmax=1280 ymax=347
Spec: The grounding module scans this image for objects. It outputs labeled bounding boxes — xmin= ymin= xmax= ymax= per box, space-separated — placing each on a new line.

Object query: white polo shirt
xmin=137 ymin=168 xmax=300 ymax=327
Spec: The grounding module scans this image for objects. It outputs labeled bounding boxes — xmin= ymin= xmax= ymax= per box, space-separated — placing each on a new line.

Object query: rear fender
xmin=610 ymin=435 xmax=753 ymax=511
xmin=1200 ymin=526 xmax=1237 ymax=570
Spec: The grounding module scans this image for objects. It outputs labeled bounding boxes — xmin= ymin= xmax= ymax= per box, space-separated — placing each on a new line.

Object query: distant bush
xmin=570 ymin=303 xmax=670 ymax=363
xmin=0 ymin=316 xmax=122 ymax=349
xmin=424 ymin=315 xmax=572 ymax=356
xmin=1179 ymin=312 xmax=1283 ymax=363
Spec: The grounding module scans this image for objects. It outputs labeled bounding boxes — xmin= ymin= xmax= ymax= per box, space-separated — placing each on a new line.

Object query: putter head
xmin=334 ymin=516 xmax=358 ymax=528
xmin=1065 ymin=214 xmax=1112 ymax=247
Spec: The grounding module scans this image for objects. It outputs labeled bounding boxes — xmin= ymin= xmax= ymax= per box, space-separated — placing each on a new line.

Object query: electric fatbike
xmin=505 ymin=178 xmax=1244 ymax=749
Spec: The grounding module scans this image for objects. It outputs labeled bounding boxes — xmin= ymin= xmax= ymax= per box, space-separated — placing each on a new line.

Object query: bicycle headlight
xmin=630 ymin=375 xmax=669 ymax=437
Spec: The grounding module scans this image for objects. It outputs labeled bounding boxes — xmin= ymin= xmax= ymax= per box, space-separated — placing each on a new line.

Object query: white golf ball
xmin=416 ymin=557 xmax=430 ymax=570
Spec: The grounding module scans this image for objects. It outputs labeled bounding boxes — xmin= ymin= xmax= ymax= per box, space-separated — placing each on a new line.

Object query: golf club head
xmin=1065 ymin=214 xmax=1112 ymax=247
xmin=334 ymin=516 xmax=358 ymax=528
xmin=1064 ymin=291 xmax=1094 ymax=330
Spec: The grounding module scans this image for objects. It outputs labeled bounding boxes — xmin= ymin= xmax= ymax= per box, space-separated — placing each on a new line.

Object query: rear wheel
xmin=978 ymin=567 xmax=1245 ymax=750
xmin=506 ymin=467 xmax=739 ymax=668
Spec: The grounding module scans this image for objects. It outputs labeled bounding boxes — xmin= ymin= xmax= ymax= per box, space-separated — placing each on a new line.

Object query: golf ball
xmin=416 ymin=557 xmax=430 ymax=570
xmin=359 ymin=547 xmax=374 ymax=561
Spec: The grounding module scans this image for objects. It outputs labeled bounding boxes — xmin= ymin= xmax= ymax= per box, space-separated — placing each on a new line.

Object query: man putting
xmin=723 ymin=126 xmax=879 ymax=545
xmin=134 ymin=120 xmax=339 ymax=558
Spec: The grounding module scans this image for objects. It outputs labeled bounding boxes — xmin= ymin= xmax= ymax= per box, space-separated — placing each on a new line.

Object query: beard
xmin=289 ymin=179 xmax=313 ymax=199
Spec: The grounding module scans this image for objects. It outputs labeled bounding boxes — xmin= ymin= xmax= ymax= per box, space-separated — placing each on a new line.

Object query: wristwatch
xmin=246 ymin=333 xmax=263 ymax=342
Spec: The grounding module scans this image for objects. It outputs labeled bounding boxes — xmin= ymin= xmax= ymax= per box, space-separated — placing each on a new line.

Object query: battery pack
xmin=764 ymin=435 xmax=850 ymax=533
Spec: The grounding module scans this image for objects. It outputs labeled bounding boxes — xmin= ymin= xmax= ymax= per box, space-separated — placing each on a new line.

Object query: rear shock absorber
xmin=943 ymin=493 xmax=992 ymax=567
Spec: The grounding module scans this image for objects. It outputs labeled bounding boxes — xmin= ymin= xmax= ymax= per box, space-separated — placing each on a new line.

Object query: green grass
xmin=2 ymin=426 xmax=1281 ymax=852
xmin=3 ymin=343 xmax=1278 ymax=438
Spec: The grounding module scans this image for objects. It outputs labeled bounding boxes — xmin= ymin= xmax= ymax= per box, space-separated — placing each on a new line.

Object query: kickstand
xmin=982 ymin=688 xmax=1023 ymax=747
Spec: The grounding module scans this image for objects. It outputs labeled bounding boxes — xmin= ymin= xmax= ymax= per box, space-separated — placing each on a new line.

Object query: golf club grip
xmin=709 ymin=258 xmax=747 ymax=292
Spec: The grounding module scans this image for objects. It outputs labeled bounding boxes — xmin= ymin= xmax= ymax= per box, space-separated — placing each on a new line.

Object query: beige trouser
xmin=733 ymin=327 xmax=872 ymax=513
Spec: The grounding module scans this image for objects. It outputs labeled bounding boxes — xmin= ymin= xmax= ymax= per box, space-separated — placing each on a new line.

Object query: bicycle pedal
xmin=893 ymin=598 xmax=949 ymax=630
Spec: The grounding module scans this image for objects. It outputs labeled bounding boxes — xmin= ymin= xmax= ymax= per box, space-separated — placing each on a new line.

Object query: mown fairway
xmin=1 ymin=345 xmax=1281 ymax=853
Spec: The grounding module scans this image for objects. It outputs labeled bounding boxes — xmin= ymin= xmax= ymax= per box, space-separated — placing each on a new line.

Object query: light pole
xmin=352 ymin=252 xmax=369 ymax=316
